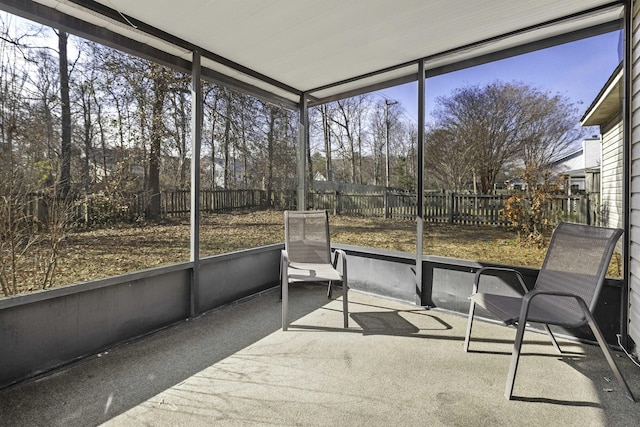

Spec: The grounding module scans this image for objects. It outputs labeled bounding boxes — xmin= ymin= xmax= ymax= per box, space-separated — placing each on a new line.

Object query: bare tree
xmin=330 ymin=95 xmax=370 ymax=183
xmin=517 ymin=89 xmax=582 ymax=191
xmin=394 ymin=120 xmax=418 ymax=190
xmin=429 ymin=81 xmax=580 ymax=194
xmin=320 ymin=104 xmax=333 ymax=181
xmin=308 ymin=94 xmax=414 ymax=188
xmin=166 ymin=82 xmax=191 ymax=189
xmin=243 ymin=100 xmax=297 ymax=202
xmin=424 ymin=127 xmax=475 ymax=192
xmin=56 ymin=30 xmax=72 ymax=198
xmin=146 ymin=64 xmax=170 ymax=219
xmin=368 ymin=102 xmax=387 ymax=186
xmin=203 ymin=83 xmax=221 ymax=189
xmin=29 ymin=48 xmax=60 ymax=188
xmin=221 ymin=87 xmax=234 ymax=188
xmin=234 ymin=93 xmax=259 ymax=189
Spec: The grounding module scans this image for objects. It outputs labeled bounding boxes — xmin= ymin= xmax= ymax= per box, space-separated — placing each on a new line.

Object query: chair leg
xmin=342 ymin=279 xmax=349 ymax=328
xmin=282 ymin=259 xmax=288 ymax=331
xmin=464 ymin=299 xmax=476 ymax=352
xmin=340 ymin=254 xmax=348 ymax=329
xmin=542 ymin=324 xmax=562 ymax=354
xmin=505 ymin=319 xmax=527 ymax=400
xmin=327 ymin=281 xmax=333 ymax=299
xmin=282 ymin=280 xmax=288 ymax=331
xmin=583 ymin=311 xmax=636 ymax=402
xmin=278 ymin=252 xmax=282 ymax=301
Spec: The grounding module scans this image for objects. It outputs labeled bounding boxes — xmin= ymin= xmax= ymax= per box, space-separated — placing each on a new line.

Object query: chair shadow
xmin=466 ymin=348 xmax=585 ymax=358
xmin=288 ymin=295 xmax=454 ymax=338
xmin=350 ymin=308 xmax=458 ymax=337
xmin=352 ymin=311 xmax=420 ymax=335
xmin=511 ymin=396 xmax=602 ymax=408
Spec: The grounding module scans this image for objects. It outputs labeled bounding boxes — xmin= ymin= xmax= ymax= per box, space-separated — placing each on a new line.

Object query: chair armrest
xmin=522 ymin=289 xmax=587 ymax=305
xmin=281 ymin=249 xmax=289 ymax=277
xmin=519 ymin=289 xmax=590 ymax=323
xmin=332 ymin=249 xmax=346 ymax=268
xmin=473 ymin=266 xmax=528 ymax=295
xmin=332 ymin=249 xmax=347 ymax=279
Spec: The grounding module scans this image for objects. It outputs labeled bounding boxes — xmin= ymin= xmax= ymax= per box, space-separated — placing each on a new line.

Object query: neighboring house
xmin=504 ymin=177 xmax=527 ymax=191
xmin=314 ymin=171 xmax=327 ymax=181
xmin=200 ymin=157 xmax=246 ymax=188
xmin=502 ymin=138 xmax=600 ymax=194
xmin=89 ymin=146 xmax=145 ymax=185
xmin=581 ymin=62 xmax=623 ymax=230
xmin=551 ymin=137 xmax=601 ymax=194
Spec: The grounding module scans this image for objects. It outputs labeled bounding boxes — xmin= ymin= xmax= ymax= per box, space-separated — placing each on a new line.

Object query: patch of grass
xmin=12 ymin=209 xmax=621 ymax=295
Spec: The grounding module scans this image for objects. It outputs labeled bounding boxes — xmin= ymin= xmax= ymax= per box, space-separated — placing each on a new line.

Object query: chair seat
xmin=471 ymin=292 xmax=582 ymax=327
xmin=288 ymin=262 xmax=342 ymax=283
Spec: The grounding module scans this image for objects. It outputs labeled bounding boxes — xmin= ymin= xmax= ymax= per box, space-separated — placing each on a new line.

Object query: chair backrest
xmin=534 ymin=222 xmax=623 ymax=326
xmin=284 ymin=210 xmax=332 ymax=264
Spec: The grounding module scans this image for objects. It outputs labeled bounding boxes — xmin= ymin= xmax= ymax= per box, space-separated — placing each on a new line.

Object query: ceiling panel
xmin=20 ymin=0 xmax=624 ymax=105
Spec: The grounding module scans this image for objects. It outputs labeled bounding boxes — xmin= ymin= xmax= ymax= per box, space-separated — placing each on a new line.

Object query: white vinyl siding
xmin=628 ymin=0 xmax=640 ymax=349
xmin=601 ymin=119 xmax=624 ymax=229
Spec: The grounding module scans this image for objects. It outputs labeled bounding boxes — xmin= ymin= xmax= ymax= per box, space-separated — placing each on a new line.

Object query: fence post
xmin=579 ymin=195 xmax=587 ymax=225
xmin=474 ymin=194 xmax=478 ymax=224
xmin=384 ymin=189 xmax=390 ymax=219
xmin=448 ymin=193 xmax=455 ymax=223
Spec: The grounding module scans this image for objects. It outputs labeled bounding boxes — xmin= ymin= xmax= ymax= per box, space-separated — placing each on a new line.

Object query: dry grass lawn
xmin=15 ymin=209 xmax=621 ymax=295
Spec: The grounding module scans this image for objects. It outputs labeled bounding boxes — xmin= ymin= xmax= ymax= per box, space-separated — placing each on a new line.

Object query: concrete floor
xmin=1 ymin=285 xmax=640 ymax=426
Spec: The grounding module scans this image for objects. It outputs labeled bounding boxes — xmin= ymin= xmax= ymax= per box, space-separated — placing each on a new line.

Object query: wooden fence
xmin=23 ymin=189 xmax=269 ymax=226
xmin=310 ymin=190 xmax=417 ymax=219
xmin=308 ymin=190 xmax=600 ymax=226
xmin=22 ymin=189 xmax=599 ymax=227
xmin=161 ymin=189 xmax=268 ymax=216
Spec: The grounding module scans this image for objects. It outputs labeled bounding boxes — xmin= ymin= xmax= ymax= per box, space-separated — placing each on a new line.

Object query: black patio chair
xmin=281 ymin=210 xmax=348 ymax=331
xmin=464 ymin=222 xmax=635 ymax=402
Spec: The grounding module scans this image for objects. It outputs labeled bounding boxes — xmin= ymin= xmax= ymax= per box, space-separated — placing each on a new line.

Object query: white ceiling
xmin=28 ymin=0 xmax=624 ymax=105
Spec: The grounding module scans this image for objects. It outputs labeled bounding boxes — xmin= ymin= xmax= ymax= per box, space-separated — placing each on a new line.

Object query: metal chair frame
xmin=464 ymin=223 xmax=634 ymax=402
xmin=281 ymin=210 xmax=348 ymax=331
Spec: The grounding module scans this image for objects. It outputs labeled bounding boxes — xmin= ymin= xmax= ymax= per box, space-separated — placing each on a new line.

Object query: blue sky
xmin=378 ymin=30 xmax=622 ymax=125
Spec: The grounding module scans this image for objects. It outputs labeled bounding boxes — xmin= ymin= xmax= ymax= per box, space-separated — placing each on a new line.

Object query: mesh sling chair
xmin=281 ymin=210 xmax=348 ymax=331
xmin=464 ymin=222 xmax=635 ymax=402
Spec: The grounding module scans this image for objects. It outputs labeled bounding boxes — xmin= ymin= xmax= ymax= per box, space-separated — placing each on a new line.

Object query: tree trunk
xmin=58 ymin=30 xmax=72 ymax=198
xmin=207 ymin=92 xmax=219 ymax=189
xmin=267 ymin=107 xmax=275 ymax=201
xmin=321 ymin=105 xmax=333 ymax=181
xmin=91 ymin=87 xmax=108 ymax=188
xmin=146 ymin=68 xmax=167 ymax=219
xmin=81 ymin=85 xmax=92 ymax=194
xmin=223 ymin=91 xmax=232 ymax=189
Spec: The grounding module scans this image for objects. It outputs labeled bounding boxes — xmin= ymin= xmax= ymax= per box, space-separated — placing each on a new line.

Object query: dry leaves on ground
xmin=16 ymin=209 xmax=620 ymax=295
